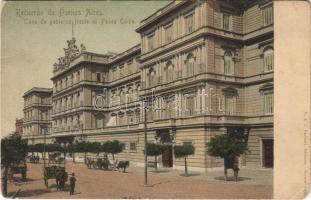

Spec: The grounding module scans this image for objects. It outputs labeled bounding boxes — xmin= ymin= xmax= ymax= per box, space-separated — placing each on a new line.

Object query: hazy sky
xmin=1 ymin=1 xmax=170 ymax=137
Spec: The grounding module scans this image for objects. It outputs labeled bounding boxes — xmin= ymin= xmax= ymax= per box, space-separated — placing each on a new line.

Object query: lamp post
xmin=43 ymin=124 xmax=50 ymax=169
xmin=144 ymin=105 xmax=148 ymax=186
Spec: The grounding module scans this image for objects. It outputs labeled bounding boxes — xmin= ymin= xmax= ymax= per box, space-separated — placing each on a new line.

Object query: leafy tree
xmin=146 ymin=143 xmax=163 ymax=171
xmin=89 ymin=142 xmax=102 ymax=155
xmin=103 ymin=140 xmax=124 ymax=168
xmin=67 ymin=143 xmax=77 ymax=163
xmin=27 ymin=144 xmax=35 ymax=155
xmin=206 ymin=134 xmax=249 ymax=181
xmin=75 ymin=141 xmax=92 ymax=164
xmin=206 ymin=134 xmax=248 ymax=159
xmin=34 ymin=143 xmax=44 ymax=158
xmin=174 ymin=144 xmax=195 ymax=176
xmin=1 ymin=133 xmax=28 ymax=196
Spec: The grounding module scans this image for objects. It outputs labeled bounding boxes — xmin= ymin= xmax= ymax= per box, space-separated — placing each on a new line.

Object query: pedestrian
xmin=69 ymin=173 xmax=76 ymax=195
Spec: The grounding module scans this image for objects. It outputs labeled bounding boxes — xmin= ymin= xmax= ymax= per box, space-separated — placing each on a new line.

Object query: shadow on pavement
xmin=179 ymin=173 xmax=201 ymax=177
xmin=214 ymin=176 xmax=252 ymax=182
xmin=150 ymin=169 xmax=170 ymax=173
xmin=148 ymin=180 xmax=172 ymax=187
xmin=16 ymin=188 xmax=54 ymax=198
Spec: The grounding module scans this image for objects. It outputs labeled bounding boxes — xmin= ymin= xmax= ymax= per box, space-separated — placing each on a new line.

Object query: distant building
xmin=15 ymin=118 xmax=23 ymax=136
xmin=22 ymin=87 xmax=53 ymax=144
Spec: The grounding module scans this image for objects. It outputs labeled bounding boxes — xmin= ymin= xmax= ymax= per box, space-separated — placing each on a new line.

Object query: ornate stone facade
xmin=23 ymin=0 xmax=274 ymax=170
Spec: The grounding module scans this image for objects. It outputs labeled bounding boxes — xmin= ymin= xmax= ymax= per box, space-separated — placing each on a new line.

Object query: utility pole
xmin=43 ymin=125 xmax=47 ymax=169
xmin=144 ymin=104 xmax=148 ymax=186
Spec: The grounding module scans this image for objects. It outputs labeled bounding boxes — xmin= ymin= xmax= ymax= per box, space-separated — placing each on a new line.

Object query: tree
xmin=67 ymin=143 xmax=77 ymax=163
xmin=173 ymin=144 xmax=195 ymax=177
xmin=89 ymin=142 xmax=102 ymax=155
xmin=27 ymin=144 xmax=35 ymax=156
xmin=146 ymin=143 xmax=163 ymax=171
xmin=34 ymin=143 xmax=44 ymax=158
xmin=75 ymin=141 xmax=92 ymax=164
xmin=1 ymin=133 xmax=28 ymax=196
xmin=206 ymin=134 xmax=249 ymax=181
xmin=103 ymin=140 xmax=124 ymax=168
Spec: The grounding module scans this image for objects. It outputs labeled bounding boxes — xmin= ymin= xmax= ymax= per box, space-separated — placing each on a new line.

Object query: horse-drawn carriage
xmin=26 ymin=155 xmax=40 ymax=163
xmin=86 ymin=157 xmax=111 ymax=170
xmin=86 ymin=156 xmax=130 ymax=172
xmin=43 ymin=153 xmax=67 ymax=188
xmin=8 ymin=160 xmax=27 ymax=180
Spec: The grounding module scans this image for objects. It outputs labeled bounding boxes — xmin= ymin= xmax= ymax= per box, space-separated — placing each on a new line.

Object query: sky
xmin=1 ymin=1 xmax=170 ymax=137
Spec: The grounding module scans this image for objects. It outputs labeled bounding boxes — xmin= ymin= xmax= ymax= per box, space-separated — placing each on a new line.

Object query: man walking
xmin=69 ymin=173 xmax=76 ymax=195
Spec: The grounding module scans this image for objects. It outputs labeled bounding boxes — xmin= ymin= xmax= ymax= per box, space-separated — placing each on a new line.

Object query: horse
xmin=116 ymin=161 xmax=130 ymax=173
xmin=56 ymin=171 xmax=68 ymax=191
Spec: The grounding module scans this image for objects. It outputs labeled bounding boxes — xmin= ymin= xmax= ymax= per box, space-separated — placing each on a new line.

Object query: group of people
xmin=56 ymin=172 xmax=76 ymax=195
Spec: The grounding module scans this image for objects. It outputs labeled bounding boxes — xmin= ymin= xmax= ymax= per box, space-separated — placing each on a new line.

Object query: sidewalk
xmin=128 ymin=165 xmax=273 ymax=186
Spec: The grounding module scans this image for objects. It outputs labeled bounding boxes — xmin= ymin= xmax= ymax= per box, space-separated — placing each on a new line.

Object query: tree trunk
xmin=112 ymin=154 xmax=115 ymax=170
xmin=155 ymin=156 xmax=158 ymax=171
xmin=72 ymin=152 xmax=75 ymax=163
xmin=2 ymin=165 xmax=9 ymax=197
xmin=184 ymin=157 xmax=188 ymax=177
xmin=84 ymin=152 xmax=87 ymax=164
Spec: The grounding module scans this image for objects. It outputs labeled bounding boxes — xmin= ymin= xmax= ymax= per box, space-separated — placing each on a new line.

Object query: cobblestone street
xmin=6 ymin=162 xmax=273 ymax=199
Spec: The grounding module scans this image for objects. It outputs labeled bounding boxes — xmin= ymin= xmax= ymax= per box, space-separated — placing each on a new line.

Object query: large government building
xmin=22 ymin=0 xmax=274 ymax=170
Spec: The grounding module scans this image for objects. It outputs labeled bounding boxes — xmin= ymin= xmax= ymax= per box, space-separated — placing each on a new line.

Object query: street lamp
xmin=144 ymin=105 xmax=148 ymax=186
xmin=42 ymin=124 xmax=50 ymax=169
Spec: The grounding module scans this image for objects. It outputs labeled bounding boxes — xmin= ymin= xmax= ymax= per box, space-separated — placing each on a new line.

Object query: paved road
xmin=7 ymin=162 xmax=273 ymax=199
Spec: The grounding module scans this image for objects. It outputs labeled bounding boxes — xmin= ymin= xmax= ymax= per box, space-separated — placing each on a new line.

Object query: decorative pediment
xmin=259 ymin=83 xmax=273 ymax=91
xmin=53 ymin=37 xmax=86 ymax=73
xmin=222 ymin=87 xmax=238 ymax=95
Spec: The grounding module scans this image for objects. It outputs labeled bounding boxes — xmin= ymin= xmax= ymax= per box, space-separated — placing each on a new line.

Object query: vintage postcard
xmin=1 ymin=0 xmax=310 ymax=199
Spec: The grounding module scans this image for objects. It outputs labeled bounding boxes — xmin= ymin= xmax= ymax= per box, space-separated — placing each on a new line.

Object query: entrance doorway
xmin=262 ymin=139 xmax=273 ymax=168
xmin=162 ymin=145 xmax=173 ymax=167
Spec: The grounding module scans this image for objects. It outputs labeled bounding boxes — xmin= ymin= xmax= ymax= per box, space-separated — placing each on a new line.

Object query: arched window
xmin=224 ymin=51 xmax=234 ymax=75
xmin=264 ymin=48 xmax=274 ymax=72
xmin=165 ymin=61 xmax=174 ymax=83
xmin=186 ymin=53 xmax=195 ymax=77
xmin=148 ymin=68 xmax=156 ymax=87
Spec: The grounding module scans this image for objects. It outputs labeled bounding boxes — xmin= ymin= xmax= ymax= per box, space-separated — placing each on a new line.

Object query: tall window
xmin=264 ymin=48 xmax=274 ymax=72
xmin=112 ymin=67 xmax=117 ymax=80
xmin=96 ymin=73 xmax=101 ymax=82
xmin=224 ymin=51 xmax=234 ymax=75
xmin=185 ymin=13 xmax=194 ymax=34
xmin=222 ymin=13 xmax=232 ymax=31
xmin=147 ymin=34 xmax=154 ymax=51
xmin=224 ymin=95 xmax=236 ymax=115
xmin=264 ymin=92 xmax=273 ymax=114
xmin=263 ymin=6 xmax=273 ymax=26
xmin=166 ymin=99 xmax=175 ymax=118
xmin=186 ymin=53 xmax=195 ymax=77
xmin=119 ymin=65 xmax=125 ymax=77
xmin=148 ymin=68 xmax=156 ymax=87
xmin=71 ymin=74 xmax=74 ymax=85
xmin=65 ymin=78 xmax=68 ymax=88
xmin=96 ymin=115 xmax=104 ymax=128
xmin=165 ymin=61 xmax=174 ymax=82
xmin=165 ymin=25 xmax=173 ymax=43
xmin=77 ymin=71 xmax=80 ymax=82
xmin=186 ymin=95 xmax=195 ymax=116
xmin=130 ymin=142 xmax=137 ymax=151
